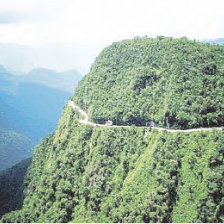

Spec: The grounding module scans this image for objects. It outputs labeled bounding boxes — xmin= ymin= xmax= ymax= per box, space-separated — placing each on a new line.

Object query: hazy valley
xmin=0 ymin=66 xmax=82 ymax=170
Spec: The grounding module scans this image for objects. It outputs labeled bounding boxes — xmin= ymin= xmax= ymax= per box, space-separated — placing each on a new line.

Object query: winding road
xmin=68 ymin=101 xmax=223 ymax=133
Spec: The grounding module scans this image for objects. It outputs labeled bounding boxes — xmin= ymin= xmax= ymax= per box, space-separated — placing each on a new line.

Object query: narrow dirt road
xmin=68 ymin=101 xmax=223 ymax=133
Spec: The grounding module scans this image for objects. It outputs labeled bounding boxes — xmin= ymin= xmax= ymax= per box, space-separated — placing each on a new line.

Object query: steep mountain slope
xmin=1 ymin=107 xmax=223 ymax=223
xmin=74 ymin=37 xmax=224 ymax=128
xmin=0 ymin=158 xmax=31 ymax=218
xmin=1 ymin=37 xmax=224 ymax=223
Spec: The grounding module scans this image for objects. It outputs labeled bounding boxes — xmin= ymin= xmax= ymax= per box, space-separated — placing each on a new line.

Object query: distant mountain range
xmin=202 ymin=38 xmax=224 ymax=45
xmin=0 ymin=42 xmax=98 ymax=75
xmin=0 ymin=66 xmax=82 ymax=170
xmin=0 ymin=129 xmax=33 ymax=171
xmin=20 ymin=68 xmax=82 ymax=93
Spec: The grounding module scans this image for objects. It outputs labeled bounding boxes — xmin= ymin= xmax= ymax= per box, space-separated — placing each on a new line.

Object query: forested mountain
xmin=74 ymin=37 xmax=224 ymax=129
xmin=1 ymin=37 xmax=224 ymax=223
xmin=0 ymin=158 xmax=31 ymax=218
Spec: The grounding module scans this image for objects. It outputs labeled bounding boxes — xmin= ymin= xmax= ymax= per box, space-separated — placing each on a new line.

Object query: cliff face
xmin=1 ymin=37 xmax=224 ymax=223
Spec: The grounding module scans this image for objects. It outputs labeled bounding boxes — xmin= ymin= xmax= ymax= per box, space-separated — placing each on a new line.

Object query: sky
xmin=0 ymin=0 xmax=223 ymax=74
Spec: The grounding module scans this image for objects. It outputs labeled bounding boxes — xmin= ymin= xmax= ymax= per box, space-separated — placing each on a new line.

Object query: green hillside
xmin=0 ymin=158 xmax=31 ymax=218
xmin=1 ymin=106 xmax=223 ymax=223
xmin=1 ymin=37 xmax=224 ymax=223
xmin=74 ymin=37 xmax=224 ymax=128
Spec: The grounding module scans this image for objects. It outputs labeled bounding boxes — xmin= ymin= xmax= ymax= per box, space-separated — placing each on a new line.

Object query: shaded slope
xmin=0 ymin=158 xmax=32 ymax=218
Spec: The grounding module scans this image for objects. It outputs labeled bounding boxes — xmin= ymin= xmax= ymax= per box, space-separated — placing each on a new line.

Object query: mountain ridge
xmin=1 ymin=37 xmax=224 ymax=223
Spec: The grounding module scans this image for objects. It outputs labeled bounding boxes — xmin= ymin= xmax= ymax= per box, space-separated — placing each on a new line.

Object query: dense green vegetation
xmin=1 ymin=37 xmax=224 ymax=223
xmin=0 ymin=158 xmax=31 ymax=218
xmin=74 ymin=37 xmax=224 ymax=128
xmin=0 ymin=128 xmax=33 ymax=170
xmin=1 ymin=106 xmax=223 ymax=223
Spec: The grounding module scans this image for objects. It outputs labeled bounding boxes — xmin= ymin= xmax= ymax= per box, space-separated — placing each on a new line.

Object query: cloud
xmin=0 ymin=0 xmax=224 ymax=45
xmin=0 ymin=0 xmax=69 ymax=25
xmin=0 ymin=0 xmax=223 ymax=73
xmin=0 ymin=11 xmax=23 ymax=24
